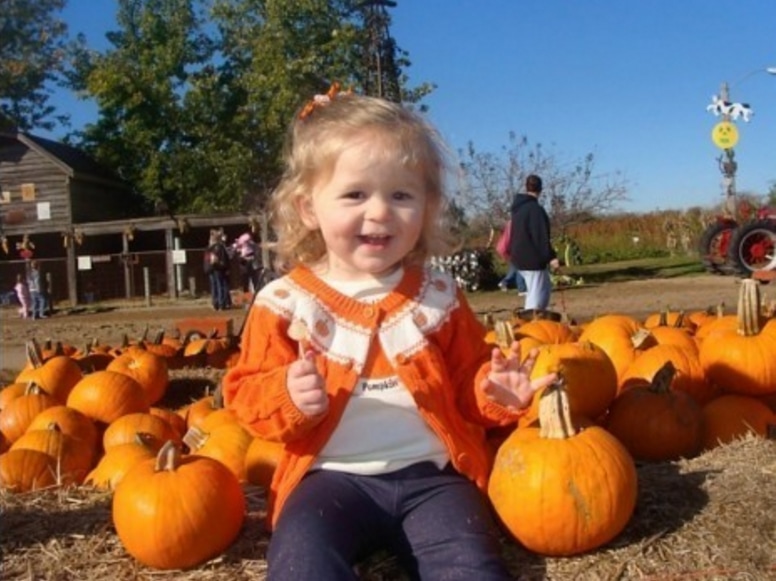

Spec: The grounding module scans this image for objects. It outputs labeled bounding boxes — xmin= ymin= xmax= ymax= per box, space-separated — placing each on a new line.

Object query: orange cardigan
xmin=222 ymin=265 xmax=522 ymax=528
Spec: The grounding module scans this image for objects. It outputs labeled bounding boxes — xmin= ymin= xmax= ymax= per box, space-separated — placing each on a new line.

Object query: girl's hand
xmin=480 ymin=342 xmax=557 ymax=413
xmin=287 ymin=350 xmax=328 ymax=417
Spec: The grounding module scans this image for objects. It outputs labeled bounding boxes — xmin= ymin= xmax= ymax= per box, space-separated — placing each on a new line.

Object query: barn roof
xmin=1 ymin=131 xmax=128 ymax=187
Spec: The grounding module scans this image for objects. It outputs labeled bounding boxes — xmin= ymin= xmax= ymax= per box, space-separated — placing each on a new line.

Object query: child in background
xmin=27 ymin=260 xmax=48 ymax=319
xmin=222 ymin=87 xmax=557 ymax=580
xmin=14 ymin=273 xmax=31 ymax=318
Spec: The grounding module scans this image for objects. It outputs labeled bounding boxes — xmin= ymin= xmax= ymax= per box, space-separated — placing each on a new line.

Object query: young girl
xmin=222 ymin=88 xmax=557 ymax=580
xmin=14 ymin=273 xmax=31 ymax=318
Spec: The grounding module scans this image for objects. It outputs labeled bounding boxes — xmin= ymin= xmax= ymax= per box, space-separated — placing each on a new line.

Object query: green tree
xmin=69 ymin=0 xmax=432 ymax=214
xmin=73 ymin=0 xmax=218 ymax=213
xmin=768 ymin=181 xmax=776 ymax=207
xmin=0 ymin=0 xmax=77 ymax=131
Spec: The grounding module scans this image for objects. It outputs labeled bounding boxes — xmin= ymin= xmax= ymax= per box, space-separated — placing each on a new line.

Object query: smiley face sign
xmin=711 ymin=121 xmax=739 ymax=149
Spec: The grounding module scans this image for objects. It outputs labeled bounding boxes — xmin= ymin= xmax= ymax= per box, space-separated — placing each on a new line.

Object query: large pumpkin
xmin=107 ymin=350 xmax=169 ymax=405
xmin=112 ymin=440 xmax=246 ymax=570
xmin=700 ymin=394 xmax=775 ymax=451
xmin=489 ymin=381 xmax=638 ymax=556
xmin=0 ymin=448 xmax=59 ymax=492
xmin=85 ymin=432 xmax=158 ymax=490
xmin=0 ymin=385 xmax=57 ymax=443
xmin=699 ymin=280 xmax=776 ymax=396
xmin=17 ymin=355 xmax=83 ymax=404
xmin=67 ymin=370 xmax=150 ymax=425
xmin=606 ymin=361 xmax=703 ymax=461
xmin=520 ymin=341 xmax=618 ymax=426
xmin=620 ymin=343 xmax=714 ymax=405
xmin=578 ymin=314 xmax=655 ymax=385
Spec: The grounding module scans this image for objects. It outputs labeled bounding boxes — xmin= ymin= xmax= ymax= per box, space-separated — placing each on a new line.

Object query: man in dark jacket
xmin=508 ymin=174 xmax=559 ymax=310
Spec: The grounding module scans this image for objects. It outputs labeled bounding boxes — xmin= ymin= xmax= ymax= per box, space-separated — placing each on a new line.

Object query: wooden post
xmin=165 ymin=227 xmax=176 ymax=299
xmin=143 ymin=266 xmax=152 ymax=306
xmin=66 ymin=241 xmax=77 ymax=306
xmin=122 ymin=232 xmax=131 ymax=299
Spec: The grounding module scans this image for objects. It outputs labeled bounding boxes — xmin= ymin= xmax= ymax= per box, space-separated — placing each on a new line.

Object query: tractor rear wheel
xmin=698 ymin=220 xmax=737 ymax=274
xmin=727 ymin=220 xmax=776 ymax=276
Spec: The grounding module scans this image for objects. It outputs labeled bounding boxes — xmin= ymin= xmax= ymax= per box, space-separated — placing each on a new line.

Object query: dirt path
xmin=1 ymin=273 xmax=754 ymax=376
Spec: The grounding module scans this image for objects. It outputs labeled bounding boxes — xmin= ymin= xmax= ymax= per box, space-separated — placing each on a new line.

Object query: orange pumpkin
xmin=107 ymin=350 xmax=169 ymax=405
xmin=10 ymin=424 xmax=93 ymax=484
xmin=578 ymin=314 xmax=655 ymax=385
xmin=184 ymin=422 xmax=252 ymax=481
xmin=245 ymin=436 xmax=284 ymax=489
xmin=27 ymin=405 xmax=100 ymax=461
xmin=149 ymin=407 xmax=188 ymax=441
xmin=699 ymin=280 xmax=776 ymax=396
xmin=112 ymin=441 xmax=246 ymax=570
xmin=103 ymin=412 xmax=181 ymax=451
xmin=19 ymin=355 xmax=83 ymax=404
xmin=606 ymin=362 xmax=703 ymax=461
xmin=85 ymin=432 xmax=159 ymax=489
xmin=700 ymin=394 xmax=775 ymax=451
xmin=515 ymin=318 xmax=576 ymax=345
xmin=66 ymin=370 xmax=150 ymax=425
xmin=0 ymin=383 xmax=28 ymax=411
xmin=520 ymin=341 xmax=618 ymax=427
xmin=620 ymin=343 xmax=714 ymax=405
xmin=0 ymin=448 xmax=60 ymax=492
xmin=0 ymin=385 xmax=57 ymax=443
xmin=489 ymin=381 xmax=638 ymax=556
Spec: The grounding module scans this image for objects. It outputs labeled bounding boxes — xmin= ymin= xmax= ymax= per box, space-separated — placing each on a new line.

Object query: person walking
xmin=27 ymin=260 xmax=48 ymax=319
xmin=14 ymin=273 xmax=31 ymax=318
xmin=508 ymin=174 xmax=560 ymax=310
xmin=204 ymin=228 xmax=232 ymax=310
xmin=232 ymin=232 xmax=262 ymax=296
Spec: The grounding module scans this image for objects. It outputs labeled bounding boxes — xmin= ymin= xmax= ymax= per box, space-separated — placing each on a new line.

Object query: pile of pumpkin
xmin=485 ymin=278 xmax=776 ymax=557
xmin=0 ymin=331 xmax=281 ymax=570
xmin=0 ymin=279 xmax=774 ymax=570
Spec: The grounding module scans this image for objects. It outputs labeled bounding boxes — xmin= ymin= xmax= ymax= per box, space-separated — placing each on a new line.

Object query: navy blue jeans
xmin=267 ymin=462 xmax=511 ymax=581
xmin=208 ymin=270 xmax=230 ymax=309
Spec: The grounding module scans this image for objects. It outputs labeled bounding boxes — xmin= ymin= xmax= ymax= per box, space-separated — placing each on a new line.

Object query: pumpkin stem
xmin=212 ymin=385 xmax=225 ymax=409
xmin=24 ymin=382 xmax=43 ymax=395
xmin=494 ymin=320 xmax=515 ymax=350
xmin=154 ymin=440 xmax=182 ymax=472
xmin=674 ymin=311 xmax=686 ymax=328
xmin=736 ymin=280 xmax=762 ymax=336
xmin=182 ymin=426 xmax=208 ymax=451
xmin=538 ymin=375 xmax=577 ymax=440
xmin=649 ymin=361 xmax=676 ymax=394
xmin=631 ymin=328 xmax=652 ymax=349
xmin=26 ymin=338 xmax=44 ymax=369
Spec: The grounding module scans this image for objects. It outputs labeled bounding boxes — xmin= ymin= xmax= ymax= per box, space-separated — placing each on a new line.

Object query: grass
xmin=565 ymin=256 xmax=707 ymax=284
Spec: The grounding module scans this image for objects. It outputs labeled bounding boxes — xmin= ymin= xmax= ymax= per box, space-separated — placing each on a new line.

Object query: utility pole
xmin=717 ymin=82 xmax=738 ymax=220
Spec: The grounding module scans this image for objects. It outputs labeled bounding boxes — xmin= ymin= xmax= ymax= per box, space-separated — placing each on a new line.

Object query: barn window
xmin=0 ymin=190 xmax=10 ymax=203
xmin=21 ymin=183 xmax=36 ymax=201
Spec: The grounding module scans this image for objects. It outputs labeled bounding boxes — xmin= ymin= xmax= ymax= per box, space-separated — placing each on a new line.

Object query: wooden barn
xmin=0 ymin=131 xmax=267 ymax=307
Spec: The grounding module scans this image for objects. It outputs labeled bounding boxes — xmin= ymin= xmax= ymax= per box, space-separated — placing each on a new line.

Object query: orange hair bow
xmin=298 ymin=82 xmax=352 ymax=120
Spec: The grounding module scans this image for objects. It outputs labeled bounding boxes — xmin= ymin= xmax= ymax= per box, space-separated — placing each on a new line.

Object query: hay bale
xmin=1 ymin=435 xmax=774 ymax=580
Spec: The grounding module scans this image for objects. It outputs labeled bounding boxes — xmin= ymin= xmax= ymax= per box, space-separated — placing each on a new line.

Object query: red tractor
xmin=699 ymin=200 xmax=776 ymax=278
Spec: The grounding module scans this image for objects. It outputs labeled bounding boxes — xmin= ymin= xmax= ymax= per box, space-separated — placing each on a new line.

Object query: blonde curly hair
xmin=269 ymin=93 xmax=455 ymax=273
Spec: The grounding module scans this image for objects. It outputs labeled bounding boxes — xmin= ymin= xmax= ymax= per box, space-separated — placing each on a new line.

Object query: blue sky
xmin=46 ymin=0 xmax=776 ymax=213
